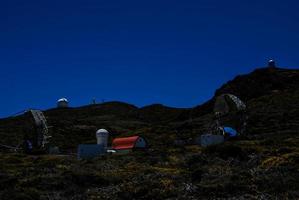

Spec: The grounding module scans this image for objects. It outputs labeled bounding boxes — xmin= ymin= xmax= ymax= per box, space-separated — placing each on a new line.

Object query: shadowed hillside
xmin=215 ymin=67 xmax=299 ymax=101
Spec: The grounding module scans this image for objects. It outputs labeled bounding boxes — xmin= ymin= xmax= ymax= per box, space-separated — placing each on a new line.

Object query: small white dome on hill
xmin=57 ymin=98 xmax=69 ymax=108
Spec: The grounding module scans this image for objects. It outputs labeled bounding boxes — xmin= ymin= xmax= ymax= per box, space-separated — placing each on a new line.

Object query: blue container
xmin=78 ymin=144 xmax=106 ymax=159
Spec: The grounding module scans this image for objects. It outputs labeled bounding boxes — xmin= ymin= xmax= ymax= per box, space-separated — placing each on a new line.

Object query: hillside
xmin=0 ymin=67 xmax=298 ymax=199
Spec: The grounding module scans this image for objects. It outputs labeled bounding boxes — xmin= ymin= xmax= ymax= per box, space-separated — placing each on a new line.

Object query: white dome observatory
xmin=57 ymin=98 xmax=69 ymax=108
xmin=268 ymin=59 xmax=276 ymax=68
xmin=96 ymin=129 xmax=109 ymax=149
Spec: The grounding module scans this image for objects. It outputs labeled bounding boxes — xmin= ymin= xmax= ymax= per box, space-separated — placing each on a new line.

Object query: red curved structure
xmin=112 ymin=136 xmax=147 ymax=150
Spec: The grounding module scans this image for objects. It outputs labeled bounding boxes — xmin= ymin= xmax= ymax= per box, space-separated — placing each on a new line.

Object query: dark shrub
xmin=203 ymin=144 xmax=248 ymax=161
xmin=191 ymin=168 xmax=203 ymax=182
xmin=0 ymin=173 xmax=17 ymax=189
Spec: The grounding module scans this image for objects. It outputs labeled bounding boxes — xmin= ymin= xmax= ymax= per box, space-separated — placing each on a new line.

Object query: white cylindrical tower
xmin=57 ymin=98 xmax=69 ymax=108
xmin=96 ymin=129 xmax=109 ymax=148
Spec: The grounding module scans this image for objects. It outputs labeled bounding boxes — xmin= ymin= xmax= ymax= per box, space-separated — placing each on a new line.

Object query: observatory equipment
xmin=57 ymin=98 xmax=69 ymax=108
xmin=214 ymin=94 xmax=246 ymax=116
xmin=26 ymin=110 xmax=51 ymax=150
xmin=76 ymin=129 xmax=109 ymax=160
xmin=222 ymin=127 xmax=238 ymax=138
xmin=213 ymin=94 xmax=247 ymax=135
xmin=268 ymin=59 xmax=276 ymax=68
xmin=0 ymin=109 xmax=51 ymax=153
xmin=96 ymin=129 xmax=109 ymax=149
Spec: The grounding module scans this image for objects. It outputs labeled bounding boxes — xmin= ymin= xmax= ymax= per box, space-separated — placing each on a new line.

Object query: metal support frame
xmin=29 ymin=110 xmax=51 ymax=148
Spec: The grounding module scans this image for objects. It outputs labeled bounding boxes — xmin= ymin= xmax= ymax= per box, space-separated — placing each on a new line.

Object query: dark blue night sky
xmin=0 ymin=0 xmax=298 ymax=118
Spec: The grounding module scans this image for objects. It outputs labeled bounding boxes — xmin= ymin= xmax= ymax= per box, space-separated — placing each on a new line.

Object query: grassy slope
xmin=1 ymin=137 xmax=298 ymax=199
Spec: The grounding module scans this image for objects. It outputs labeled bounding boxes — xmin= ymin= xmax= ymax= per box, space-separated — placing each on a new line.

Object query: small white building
xmin=78 ymin=144 xmax=106 ymax=159
xmin=57 ymin=98 xmax=69 ymax=108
